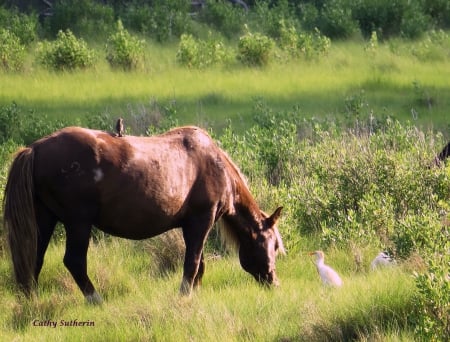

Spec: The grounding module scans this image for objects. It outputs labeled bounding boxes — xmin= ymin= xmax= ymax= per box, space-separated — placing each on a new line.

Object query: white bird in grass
xmin=309 ymin=250 xmax=343 ymax=287
xmin=371 ymin=251 xmax=394 ymax=270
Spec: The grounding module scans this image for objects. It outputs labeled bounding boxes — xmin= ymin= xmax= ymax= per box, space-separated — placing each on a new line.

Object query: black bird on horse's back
xmin=3 ymin=126 xmax=285 ymax=303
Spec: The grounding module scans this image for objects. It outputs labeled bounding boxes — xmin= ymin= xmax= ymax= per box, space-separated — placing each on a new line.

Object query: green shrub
xmin=0 ymin=102 xmax=68 ymax=145
xmin=411 ymin=30 xmax=450 ymax=62
xmin=278 ymin=22 xmax=331 ymax=60
xmin=176 ymin=33 xmax=199 ymax=68
xmin=0 ymin=29 xmax=25 ymax=72
xmin=36 ymin=29 xmax=95 ymax=71
xmin=176 ymin=33 xmax=231 ymax=68
xmin=0 ymin=102 xmax=21 ymax=142
xmin=237 ymin=28 xmax=274 ymax=66
xmin=407 ymin=196 xmax=450 ymax=341
xmin=0 ymin=6 xmax=38 ymax=46
xmin=297 ymin=28 xmax=331 ymax=60
xmin=218 ymin=101 xmax=450 ymax=258
xmin=106 ymin=20 xmax=145 ymax=71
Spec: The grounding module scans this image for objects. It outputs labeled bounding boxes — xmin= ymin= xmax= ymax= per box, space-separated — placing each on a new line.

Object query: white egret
xmin=309 ymin=250 xmax=343 ymax=287
xmin=370 ymin=252 xmax=394 ymax=270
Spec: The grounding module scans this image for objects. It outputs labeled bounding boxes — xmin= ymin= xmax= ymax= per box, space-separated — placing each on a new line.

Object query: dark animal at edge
xmin=434 ymin=141 xmax=450 ymax=166
xmin=3 ymin=126 xmax=285 ymax=303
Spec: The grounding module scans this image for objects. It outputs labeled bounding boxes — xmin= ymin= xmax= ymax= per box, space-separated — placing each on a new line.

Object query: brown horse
xmin=3 ymin=126 xmax=285 ymax=303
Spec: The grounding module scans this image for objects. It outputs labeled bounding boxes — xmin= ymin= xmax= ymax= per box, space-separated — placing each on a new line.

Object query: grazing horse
xmin=3 ymin=126 xmax=285 ymax=303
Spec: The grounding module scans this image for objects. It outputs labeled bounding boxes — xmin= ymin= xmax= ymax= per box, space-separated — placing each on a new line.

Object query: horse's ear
xmin=267 ymin=206 xmax=283 ymax=227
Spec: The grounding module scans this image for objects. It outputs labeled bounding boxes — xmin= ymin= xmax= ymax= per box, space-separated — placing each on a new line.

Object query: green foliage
xmin=0 ymin=102 xmax=67 ymax=145
xmin=422 ymin=0 xmax=450 ymax=29
xmin=411 ymin=29 xmax=450 ymax=62
xmin=122 ymin=0 xmax=191 ymax=42
xmin=218 ymin=103 xmax=450 ymax=257
xmin=300 ymin=0 xmax=358 ymax=39
xmin=252 ymin=0 xmax=297 ymax=39
xmin=0 ymin=102 xmax=21 ymax=142
xmin=353 ymin=0 xmax=401 ymax=38
xmin=196 ymin=0 xmax=247 ymax=39
xmin=0 ymin=29 xmax=25 ymax=72
xmin=400 ymin=1 xmax=431 ymax=39
xmin=364 ymin=31 xmax=378 ymax=54
xmin=413 ymin=241 xmax=450 ymax=341
xmin=274 ymin=21 xmax=332 ymax=60
xmin=297 ymin=28 xmax=331 ymax=60
xmin=106 ymin=20 xmax=145 ymax=71
xmin=43 ymin=0 xmax=115 ymax=38
xmin=0 ymin=6 xmax=38 ymax=46
xmin=0 ymin=99 xmax=449 ymax=340
xmin=408 ymin=197 xmax=450 ymax=341
xmin=176 ymin=33 xmax=231 ymax=68
xmin=36 ymin=30 xmax=95 ymax=71
xmin=237 ymin=28 xmax=274 ymax=66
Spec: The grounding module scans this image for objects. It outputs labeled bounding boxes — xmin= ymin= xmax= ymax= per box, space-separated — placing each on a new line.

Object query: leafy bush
xmin=237 ymin=28 xmax=274 ymax=66
xmin=0 ymin=29 xmax=25 ymax=72
xmin=277 ymin=21 xmax=331 ymax=60
xmin=411 ymin=30 xmax=450 ymax=62
xmin=298 ymin=28 xmax=331 ymax=59
xmin=0 ymin=102 xmax=68 ymax=145
xmin=0 ymin=6 xmax=38 ymax=46
xmin=218 ymin=100 xmax=450 ymax=260
xmin=106 ymin=20 xmax=145 ymax=71
xmin=413 ymin=235 xmax=450 ymax=341
xmin=36 ymin=30 xmax=95 ymax=71
xmin=0 ymin=102 xmax=21 ymax=142
xmin=176 ymin=33 xmax=231 ymax=68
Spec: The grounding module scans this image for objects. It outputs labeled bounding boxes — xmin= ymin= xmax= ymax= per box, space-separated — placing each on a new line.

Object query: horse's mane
xmin=216 ymin=146 xmax=255 ymax=252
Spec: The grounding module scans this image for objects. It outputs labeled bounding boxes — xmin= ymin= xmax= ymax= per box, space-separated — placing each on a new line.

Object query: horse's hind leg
xmin=193 ymin=252 xmax=205 ymax=289
xmin=34 ymin=202 xmax=57 ymax=284
xmin=63 ymin=222 xmax=102 ymax=304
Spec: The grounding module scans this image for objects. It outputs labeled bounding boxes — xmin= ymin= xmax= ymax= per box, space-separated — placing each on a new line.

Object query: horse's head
xmin=239 ymin=207 xmax=285 ymax=287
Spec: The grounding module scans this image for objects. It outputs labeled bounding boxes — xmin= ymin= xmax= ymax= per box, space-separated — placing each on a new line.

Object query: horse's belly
xmin=96 ymin=194 xmax=183 ymax=239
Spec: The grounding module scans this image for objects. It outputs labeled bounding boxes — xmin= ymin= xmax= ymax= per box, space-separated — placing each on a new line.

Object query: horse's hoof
xmin=85 ymin=291 xmax=103 ymax=305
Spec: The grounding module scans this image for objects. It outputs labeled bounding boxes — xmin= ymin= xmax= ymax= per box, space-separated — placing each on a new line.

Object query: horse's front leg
xmin=180 ymin=215 xmax=213 ymax=296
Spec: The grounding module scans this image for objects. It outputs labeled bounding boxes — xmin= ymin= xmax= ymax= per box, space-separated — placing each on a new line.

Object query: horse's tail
xmin=3 ymin=147 xmax=37 ymax=294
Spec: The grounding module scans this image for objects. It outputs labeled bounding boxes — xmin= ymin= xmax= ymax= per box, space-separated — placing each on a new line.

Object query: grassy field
xmin=1 ymin=36 xmax=449 ymax=341
xmin=0 ymin=239 xmax=417 ymax=341
xmin=1 ymin=38 xmax=449 ymax=134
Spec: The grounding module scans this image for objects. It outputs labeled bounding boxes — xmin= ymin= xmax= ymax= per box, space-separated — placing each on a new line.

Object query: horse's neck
xmin=227 ymin=196 xmax=262 ymax=238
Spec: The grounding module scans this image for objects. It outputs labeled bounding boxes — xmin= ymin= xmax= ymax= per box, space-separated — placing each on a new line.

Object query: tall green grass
xmin=0 ymin=239 xmax=416 ymax=341
xmin=1 ymin=37 xmax=449 ymax=134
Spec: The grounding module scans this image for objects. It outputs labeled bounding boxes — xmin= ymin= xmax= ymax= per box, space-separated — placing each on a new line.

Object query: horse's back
xmin=29 ymin=126 xmax=234 ymax=238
